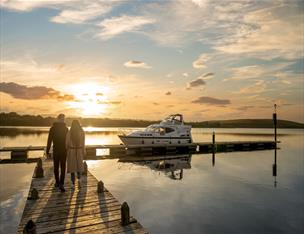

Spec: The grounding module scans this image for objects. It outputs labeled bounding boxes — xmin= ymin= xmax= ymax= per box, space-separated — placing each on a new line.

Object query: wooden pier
xmin=19 ymin=159 xmax=147 ymax=234
xmin=0 ymin=141 xmax=278 ymax=163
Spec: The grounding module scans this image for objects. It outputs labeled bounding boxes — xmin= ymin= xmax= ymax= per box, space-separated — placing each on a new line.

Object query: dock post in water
xmin=273 ymin=104 xmax=277 ymax=147
xmin=273 ymin=104 xmax=278 ymax=187
xmin=212 ymin=131 xmax=216 ymax=166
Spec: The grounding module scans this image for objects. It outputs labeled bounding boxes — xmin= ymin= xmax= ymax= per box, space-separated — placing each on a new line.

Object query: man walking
xmin=46 ymin=114 xmax=68 ymax=192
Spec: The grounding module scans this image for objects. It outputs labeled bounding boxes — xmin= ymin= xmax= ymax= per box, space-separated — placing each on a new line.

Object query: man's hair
xmin=57 ymin=114 xmax=65 ymax=121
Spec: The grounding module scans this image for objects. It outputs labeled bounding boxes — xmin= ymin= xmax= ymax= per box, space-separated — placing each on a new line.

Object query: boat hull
xmin=118 ymin=135 xmax=192 ymax=146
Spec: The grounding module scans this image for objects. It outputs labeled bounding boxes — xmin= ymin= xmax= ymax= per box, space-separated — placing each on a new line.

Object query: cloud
xmin=1 ymin=60 xmax=57 ymax=74
xmin=187 ymin=78 xmax=206 ymax=89
xmin=165 ymin=91 xmax=171 ymax=95
xmin=224 ymin=65 xmax=265 ymax=81
xmin=214 ymin=4 xmax=304 ymax=60
xmin=0 ymin=82 xmax=74 ymax=101
xmin=223 ymin=62 xmax=297 ymax=85
xmin=138 ymin=1 xmax=217 ymax=46
xmin=194 ymin=72 xmax=214 ymax=82
xmin=235 ymin=105 xmax=254 ymax=111
xmin=192 ymin=96 xmax=231 ymax=105
xmin=1 ymin=0 xmax=116 ymax=25
xmin=0 ymin=0 xmax=73 ymax=11
xmin=123 ymin=60 xmax=151 ymax=69
xmin=203 ymin=72 xmax=214 ymax=78
xmin=238 ymin=80 xmax=267 ymax=94
xmin=97 ymin=100 xmax=121 ymax=105
xmin=50 ymin=3 xmax=112 ymax=24
xmin=192 ymin=54 xmax=210 ymax=69
xmin=191 ymin=0 xmax=208 ymax=8
xmin=182 ymin=72 xmax=189 ymax=77
xmin=96 ymin=15 xmax=155 ymax=40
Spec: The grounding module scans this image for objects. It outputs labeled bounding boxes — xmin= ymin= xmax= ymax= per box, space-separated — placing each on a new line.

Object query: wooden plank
xmin=19 ymin=203 xmax=122 ymax=226
xmin=74 ymin=221 xmax=147 ymax=234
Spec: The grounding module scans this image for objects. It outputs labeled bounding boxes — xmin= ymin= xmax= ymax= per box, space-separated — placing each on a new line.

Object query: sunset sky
xmin=0 ymin=0 xmax=303 ymax=122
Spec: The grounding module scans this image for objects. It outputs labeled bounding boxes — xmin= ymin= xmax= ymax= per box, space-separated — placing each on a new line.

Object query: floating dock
xmin=18 ymin=159 xmax=147 ymax=234
xmin=0 ymin=141 xmax=278 ymax=163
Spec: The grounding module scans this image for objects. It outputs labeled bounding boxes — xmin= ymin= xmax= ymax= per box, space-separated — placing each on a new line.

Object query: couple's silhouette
xmin=46 ymin=114 xmax=85 ymax=192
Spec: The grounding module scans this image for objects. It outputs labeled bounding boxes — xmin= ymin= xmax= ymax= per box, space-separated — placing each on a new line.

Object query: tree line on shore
xmin=0 ymin=112 xmax=303 ymax=128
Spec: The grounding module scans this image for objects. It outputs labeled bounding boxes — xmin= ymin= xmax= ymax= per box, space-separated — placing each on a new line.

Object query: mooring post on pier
xmin=121 ymin=202 xmax=130 ymax=226
xmin=33 ymin=158 xmax=44 ymax=178
xmin=97 ymin=180 xmax=104 ymax=193
xmin=28 ymin=188 xmax=39 ymax=200
xmin=83 ymin=161 xmax=88 ymax=176
xmin=23 ymin=220 xmax=36 ymax=234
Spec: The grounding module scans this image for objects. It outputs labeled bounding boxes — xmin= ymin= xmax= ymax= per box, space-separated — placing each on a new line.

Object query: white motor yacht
xmin=118 ymin=114 xmax=192 ymax=146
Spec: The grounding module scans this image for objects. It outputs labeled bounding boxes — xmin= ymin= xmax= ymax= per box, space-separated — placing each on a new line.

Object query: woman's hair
xmin=70 ymin=120 xmax=83 ymax=147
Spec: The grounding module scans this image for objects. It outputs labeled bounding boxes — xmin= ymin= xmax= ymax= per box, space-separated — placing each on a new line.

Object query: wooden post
xmin=273 ymin=104 xmax=277 ymax=147
xmin=83 ymin=161 xmax=88 ymax=176
xmin=212 ymin=131 xmax=216 ymax=152
xmin=121 ymin=202 xmax=130 ymax=226
xmin=28 ymin=188 xmax=39 ymax=200
xmin=273 ymin=104 xmax=278 ymax=187
xmin=97 ymin=181 xmax=104 ymax=193
xmin=23 ymin=220 xmax=36 ymax=234
xmin=33 ymin=158 xmax=44 ymax=178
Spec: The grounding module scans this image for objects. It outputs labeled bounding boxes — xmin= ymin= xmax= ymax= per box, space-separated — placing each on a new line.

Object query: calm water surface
xmin=0 ymin=127 xmax=303 ymax=234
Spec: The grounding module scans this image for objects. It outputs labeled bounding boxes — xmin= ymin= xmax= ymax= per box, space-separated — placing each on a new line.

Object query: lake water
xmin=0 ymin=127 xmax=303 ymax=234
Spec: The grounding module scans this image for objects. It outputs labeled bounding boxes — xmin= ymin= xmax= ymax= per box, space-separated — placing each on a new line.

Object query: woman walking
xmin=66 ymin=120 xmax=86 ymax=188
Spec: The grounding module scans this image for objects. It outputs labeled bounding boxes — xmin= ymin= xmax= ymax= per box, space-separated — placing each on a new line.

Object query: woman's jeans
xmin=71 ymin=172 xmax=81 ymax=184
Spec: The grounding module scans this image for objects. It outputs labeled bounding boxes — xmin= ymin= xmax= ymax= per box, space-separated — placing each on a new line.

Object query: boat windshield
xmin=145 ymin=126 xmax=166 ymax=135
xmin=163 ymin=114 xmax=183 ymax=125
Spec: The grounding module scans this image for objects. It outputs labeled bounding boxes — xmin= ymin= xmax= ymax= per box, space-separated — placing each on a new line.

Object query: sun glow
xmin=67 ymin=83 xmax=111 ymax=116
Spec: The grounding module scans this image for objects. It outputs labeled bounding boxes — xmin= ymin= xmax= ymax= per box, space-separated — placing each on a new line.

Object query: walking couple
xmin=46 ymin=114 xmax=85 ymax=192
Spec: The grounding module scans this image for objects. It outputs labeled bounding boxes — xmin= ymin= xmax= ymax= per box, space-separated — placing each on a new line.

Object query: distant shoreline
xmin=1 ymin=112 xmax=303 ymax=129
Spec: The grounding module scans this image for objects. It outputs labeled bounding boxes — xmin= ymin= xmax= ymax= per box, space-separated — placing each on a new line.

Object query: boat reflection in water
xmin=118 ymin=155 xmax=192 ymax=180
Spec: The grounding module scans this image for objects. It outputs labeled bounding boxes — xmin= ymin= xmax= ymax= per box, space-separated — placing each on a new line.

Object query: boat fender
xmin=142 ymin=140 xmax=144 ymax=144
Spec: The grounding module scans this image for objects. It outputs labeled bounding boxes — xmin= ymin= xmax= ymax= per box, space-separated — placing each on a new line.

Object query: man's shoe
xmin=59 ymin=185 xmax=65 ymax=192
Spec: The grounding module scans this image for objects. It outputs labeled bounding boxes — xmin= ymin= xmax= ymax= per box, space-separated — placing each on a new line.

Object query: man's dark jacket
xmin=46 ymin=122 xmax=68 ymax=155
